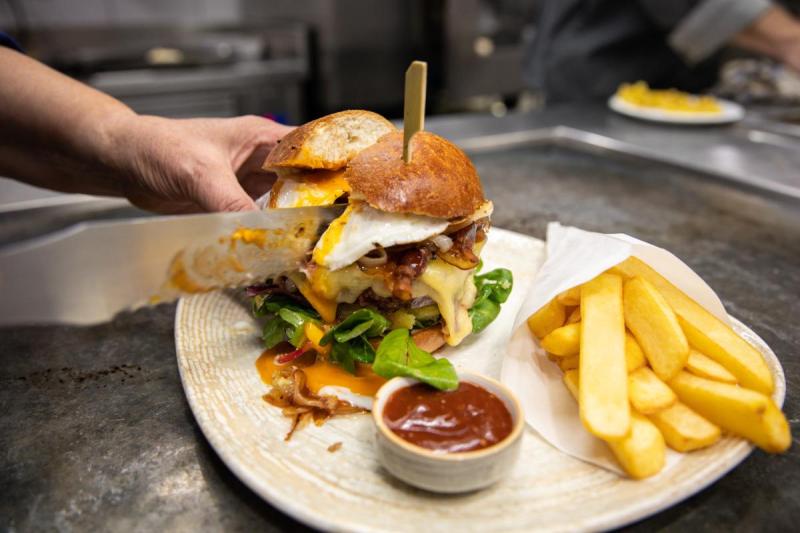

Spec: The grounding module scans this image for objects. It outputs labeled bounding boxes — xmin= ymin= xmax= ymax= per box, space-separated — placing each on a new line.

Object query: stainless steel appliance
xmin=35 ymin=25 xmax=310 ymax=122
xmin=440 ymin=0 xmax=533 ymax=112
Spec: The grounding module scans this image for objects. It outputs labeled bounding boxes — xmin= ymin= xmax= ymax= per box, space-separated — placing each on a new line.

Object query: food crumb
xmin=327 ymin=442 xmax=343 ymax=453
xmin=231 ymin=320 xmax=256 ymax=334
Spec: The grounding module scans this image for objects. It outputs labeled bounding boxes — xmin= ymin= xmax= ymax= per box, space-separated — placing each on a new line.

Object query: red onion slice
xmin=276 ymin=343 xmax=313 ymax=365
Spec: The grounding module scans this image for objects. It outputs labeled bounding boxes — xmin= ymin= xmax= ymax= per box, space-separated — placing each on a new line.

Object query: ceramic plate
xmin=175 ymin=228 xmax=785 ymax=532
xmin=608 ymin=94 xmax=744 ymax=125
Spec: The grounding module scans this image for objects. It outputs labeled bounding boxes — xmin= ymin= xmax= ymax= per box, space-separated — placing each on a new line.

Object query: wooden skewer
xmin=403 ymin=60 xmax=427 ymax=164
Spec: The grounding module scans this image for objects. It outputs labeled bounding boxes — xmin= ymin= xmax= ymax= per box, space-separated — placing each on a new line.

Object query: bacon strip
xmin=390 ymin=247 xmax=432 ymax=300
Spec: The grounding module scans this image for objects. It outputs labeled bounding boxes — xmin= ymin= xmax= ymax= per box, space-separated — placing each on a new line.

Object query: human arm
xmin=731 ymin=5 xmax=800 ymax=72
xmin=661 ymin=1 xmax=800 ymax=72
xmin=0 ymin=47 xmax=292 ymax=213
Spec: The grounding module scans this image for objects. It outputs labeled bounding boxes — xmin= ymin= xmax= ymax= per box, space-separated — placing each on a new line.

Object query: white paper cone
xmin=502 ymin=222 xmax=731 ymax=476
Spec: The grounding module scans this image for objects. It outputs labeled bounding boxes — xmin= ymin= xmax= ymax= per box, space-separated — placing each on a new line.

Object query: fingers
xmin=193 ymin=171 xmax=258 ymax=212
xmin=228 ymin=116 xmax=294 ymax=171
xmin=224 ymin=116 xmax=292 ymax=206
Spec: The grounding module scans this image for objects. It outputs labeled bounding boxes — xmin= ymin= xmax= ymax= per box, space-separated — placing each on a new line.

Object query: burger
xmin=251 ymin=111 xmax=512 ymax=434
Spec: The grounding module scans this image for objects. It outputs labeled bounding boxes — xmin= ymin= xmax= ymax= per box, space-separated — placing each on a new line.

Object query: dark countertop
xmin=2 ymin=111 xmax=799 ymax=531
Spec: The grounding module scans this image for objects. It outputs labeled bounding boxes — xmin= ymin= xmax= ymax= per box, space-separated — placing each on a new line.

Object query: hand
xmin=778 ymin=36 xmax=800 ymax=73
xmin=732 ymin=6 xmax=800 ymax=74
xmin=111 ymin=115 xmax=293 ymax=213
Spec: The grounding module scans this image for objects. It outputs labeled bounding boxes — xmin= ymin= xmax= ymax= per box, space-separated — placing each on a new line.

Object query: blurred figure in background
xmin=525 ymin=0 xmax=800 ymax=104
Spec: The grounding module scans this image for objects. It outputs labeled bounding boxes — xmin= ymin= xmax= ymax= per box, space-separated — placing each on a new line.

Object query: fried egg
xmin=312 ymin=202 xmax=450 ymax=271
xmin=261 ymin=169 xmax=350 ymax=209
xmin=318 ymin=386 xmax=374 ymax=410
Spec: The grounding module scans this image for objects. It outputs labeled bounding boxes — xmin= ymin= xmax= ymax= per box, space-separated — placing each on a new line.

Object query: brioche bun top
xmin=344 ymin=131 xmax=484 ymax=219
xmin=263 ymin=110 xmax=395 ymax=171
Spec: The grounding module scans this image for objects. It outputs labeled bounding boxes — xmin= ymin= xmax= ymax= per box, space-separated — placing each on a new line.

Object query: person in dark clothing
xmin=525 ymin=0 xmax=800 ymax=104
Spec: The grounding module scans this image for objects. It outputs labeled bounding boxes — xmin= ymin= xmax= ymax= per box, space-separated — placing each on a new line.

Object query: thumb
xmin=193 ymin=170 xmax=257 ymax=212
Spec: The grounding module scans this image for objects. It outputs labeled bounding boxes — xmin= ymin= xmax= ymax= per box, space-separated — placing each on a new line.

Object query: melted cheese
xmin=413 ymin=259 xmax=477 ymax=346
xmin=307 ymin=263 xmax=390 ymax=304
xmin=305 ymin=258 xmax=476 ymax=346
xmin=268 ymin=169 xmax=350 ymax=208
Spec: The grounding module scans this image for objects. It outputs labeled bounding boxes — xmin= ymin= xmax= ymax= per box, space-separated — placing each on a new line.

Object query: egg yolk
xmin=167 ymin=252 xmax=207 ymax=293
xmin=230 ymin=227 xmax=268 ymax=248
xmin=269 ymin=169 xmax=350 ymax=208
xmin=311 ymin=204 xmax=352 ymax=266
xmin=256 ymin=347 xmax=386 ymax=397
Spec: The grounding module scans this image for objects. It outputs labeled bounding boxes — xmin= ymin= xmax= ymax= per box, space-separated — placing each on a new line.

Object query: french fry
xmin=628 ymin=367 xmax=677 ymax=414
xmin=680 ymin=317 xmax=773 ymax=394
xmin=563 ymin=370 xmax=664 ymax=479
xmin=648 ymin=401 xmax=721 ymax=452
xmin=527 ymin=298 xmax=566 ymax=339
xmin=607 ymin=412 xmax=666 ymax=479
xmin=566 ymin=306 xmax=581 ymax=324
xmin=563 ymin=369 xmax=580 ymax=399
xmin=669 ymin=371 xmax=790 ymax=453
xmin=625 ymin=333 xmax=646 ymax=372
xmin=579 ymin=273 xmax=630 ymax=440
xmin=623 ymin=277 xmax=689 ymax=381
xmin=686 ymin=349 xmax=737 ymax=384
xmin=540 ymin=326 xmax=640 ymax=372
xmin=611 ymin=257 xmax=774 ymax=395
xmin=558 ymin=355 xmax=579 ymax=372
xmin=541 ymin=322 xmax=581 ymax=356
xmin=557 ymin=286 xmax=581 ymax=306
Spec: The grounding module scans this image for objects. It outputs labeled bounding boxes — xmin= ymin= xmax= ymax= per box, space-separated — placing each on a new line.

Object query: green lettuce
xmin=321 ymin=308 xmax=389 ymax=373
xmin=252 ymin=294 xmax=319 ymax=349
xmin=469 ymin=267 xmax=513 ymax=334
xmin=372 ymin=329 xmax=458 ymax=391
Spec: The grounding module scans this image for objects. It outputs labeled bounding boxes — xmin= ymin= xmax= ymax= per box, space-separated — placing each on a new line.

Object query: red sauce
xmin=383 ymin=382 xmax=513 ymax=453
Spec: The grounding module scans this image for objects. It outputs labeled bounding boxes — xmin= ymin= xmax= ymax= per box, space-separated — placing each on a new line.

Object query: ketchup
xmin=383 ymin=382 xmax=513 ymax=453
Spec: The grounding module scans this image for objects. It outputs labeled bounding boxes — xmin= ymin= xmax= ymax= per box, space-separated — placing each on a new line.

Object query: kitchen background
xmin=0 ymin=0 xmax=534 ymax=121
xmin=1 ymin=0 xmax=798 ymax=205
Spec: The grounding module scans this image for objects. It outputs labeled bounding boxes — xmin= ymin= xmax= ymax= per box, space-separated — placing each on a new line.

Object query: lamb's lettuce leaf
xmin=372 ymin=329 xmax=458 ymax=391
xmin=469 ymin=267 xmax=513 ymax=334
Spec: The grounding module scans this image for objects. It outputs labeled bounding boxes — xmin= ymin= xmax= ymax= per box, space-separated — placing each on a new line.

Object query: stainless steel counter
xmin=431 ymin=105 xmax=800 ymax=200
xmin=5 ymin=104 xmax=799 ymax=216
xmin=1 ymin=106 xmax=799 ymax=532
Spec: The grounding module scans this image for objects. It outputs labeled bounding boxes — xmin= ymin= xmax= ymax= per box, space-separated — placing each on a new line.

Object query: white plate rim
xmin=175 ymin=228 xmax=786 ymax=532
xmin=608 ymin=94 xmax=744 ymax=125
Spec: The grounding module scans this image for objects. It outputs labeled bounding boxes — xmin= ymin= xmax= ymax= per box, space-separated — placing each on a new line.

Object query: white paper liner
xmin=501 ymin=222 xmax=733 ymax=476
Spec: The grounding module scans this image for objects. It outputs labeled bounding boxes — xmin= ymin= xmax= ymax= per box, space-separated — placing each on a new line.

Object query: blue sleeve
xmin=0 ymin=32 xmax=23 ymax=52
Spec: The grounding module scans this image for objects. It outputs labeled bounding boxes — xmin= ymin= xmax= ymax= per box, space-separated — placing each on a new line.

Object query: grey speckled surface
xmin=1 ymin=145 xmax=799 ymax=532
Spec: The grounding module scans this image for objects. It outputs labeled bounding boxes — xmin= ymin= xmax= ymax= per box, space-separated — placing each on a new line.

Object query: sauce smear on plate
xmin=383 ymin=382 xmax=513 ymax=453
xmin=256 ymin=347 xmax=386 ymax=397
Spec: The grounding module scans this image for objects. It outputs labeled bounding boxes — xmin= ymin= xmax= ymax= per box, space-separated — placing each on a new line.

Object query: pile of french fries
xmin=527 ymin=256 xmax=791 ymax=479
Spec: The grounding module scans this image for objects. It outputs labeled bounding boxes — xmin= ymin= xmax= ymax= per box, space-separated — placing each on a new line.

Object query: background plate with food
xmin=609 ymin=81 xmax=744 ymax=125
